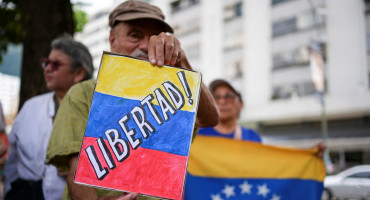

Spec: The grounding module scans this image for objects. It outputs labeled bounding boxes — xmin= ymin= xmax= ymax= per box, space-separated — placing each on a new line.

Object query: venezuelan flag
xmin=75 ymin=53 xmax=201 ymax=200
xmin=185 ymin=135 xmax=325 ymax=200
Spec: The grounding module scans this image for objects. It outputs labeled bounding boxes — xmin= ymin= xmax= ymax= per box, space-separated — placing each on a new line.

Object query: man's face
xmin=109 ymin=20 xmax=164 ymax=61
xmin=212 ymin=85 xmax=243 ymax=122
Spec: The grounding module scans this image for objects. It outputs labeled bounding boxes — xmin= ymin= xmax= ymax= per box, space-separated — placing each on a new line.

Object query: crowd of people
xmin=0 ymin=1 xmax=325 ymax=200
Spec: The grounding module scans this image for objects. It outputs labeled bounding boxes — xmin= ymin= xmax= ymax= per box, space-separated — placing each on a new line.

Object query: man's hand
xmin=0 ymin=142 xmax=7 ymax=170
xmin=314 ymin=142 xmax=326 ymax=159
xmin=148 ymin=32 xmax=188 ymax=69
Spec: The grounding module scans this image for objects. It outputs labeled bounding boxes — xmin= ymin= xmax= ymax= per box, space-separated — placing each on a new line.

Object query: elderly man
xmin=46 ymin=1 xmax=219 ymax=200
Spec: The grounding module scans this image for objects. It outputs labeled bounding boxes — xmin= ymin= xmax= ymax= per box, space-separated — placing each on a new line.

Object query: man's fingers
xmin=148 ymin=33 xmax=183 ymax=67
xmin=148 ymin=34 xmax=165 ymax=66
xmin=154 ymin=34 xmax=165 ymax=66
xmin=163 ymin=35 xmax=175 ymax=65
xmin=169 ymin=39 xmax=181 ymax=66
xmin=120 ymin=192 xmax=138 ymax=200
xmin=148 ymin=35 xmax=157 ymax=65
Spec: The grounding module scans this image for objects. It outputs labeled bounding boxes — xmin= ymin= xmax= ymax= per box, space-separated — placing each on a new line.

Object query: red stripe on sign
xmin=75 ymin=137 xmax=188 ymax=200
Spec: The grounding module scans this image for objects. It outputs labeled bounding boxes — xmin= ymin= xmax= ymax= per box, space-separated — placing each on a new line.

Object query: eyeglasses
xmin=40 ymin=58 xmax=69 ymax=71
xmin=213 ymin=93 xmax=237 ymax=102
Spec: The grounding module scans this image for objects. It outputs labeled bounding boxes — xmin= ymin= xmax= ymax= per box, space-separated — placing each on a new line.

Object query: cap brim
xmin=113 ymin=13 xmax=174 ymax=33
xmin=209 ymin=79 xmax=242 ymax=101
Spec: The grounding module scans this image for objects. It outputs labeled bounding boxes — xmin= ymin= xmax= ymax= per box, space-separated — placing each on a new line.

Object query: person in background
xmin=0 ymin=144 xmax=6 ymax=171
xmin=0 ymin=100 xmax=8 ymax=170
xmin=46 ymin=1 xmax=219 ymax=200
xmin=3 ymin=35 xmax=94 ymax=200
xmin=199 ymin=79 xmax=326 ymax=157
xmin=0 ymin=101 xmax=8 ymax=200
xmin=198 ymin=79 xmax=262 ymax=142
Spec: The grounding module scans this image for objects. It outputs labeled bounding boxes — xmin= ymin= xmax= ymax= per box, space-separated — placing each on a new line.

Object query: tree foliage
xmin=0 ymin=0 xmax=88 ymax=63
xmin=73 ymin=6 xmax=88 ymax=33
xmin=0 ymin=0 xmax=23 ymax=63
xmin=0 ymin=0 xmax=88 ymax=109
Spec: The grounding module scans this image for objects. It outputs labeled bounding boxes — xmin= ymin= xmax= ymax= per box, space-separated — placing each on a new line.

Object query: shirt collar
xmin=48 ymin=92 xmax=56 ymax=118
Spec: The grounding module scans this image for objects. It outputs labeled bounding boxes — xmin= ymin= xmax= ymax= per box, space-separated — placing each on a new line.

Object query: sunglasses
xmin=40 ymin=58 xmax=69 ymax=71
xmin=213 ymin=93 xmax=237 ymax=102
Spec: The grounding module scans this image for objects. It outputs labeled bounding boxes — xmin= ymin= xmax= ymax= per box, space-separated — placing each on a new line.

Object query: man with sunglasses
xmin=3 ymin=35 xmax=93 ymax=200
xmin=198 ymin=79 xmax=262 ymax=142
xmin=46 ymin=1 xmax=219 ymax=200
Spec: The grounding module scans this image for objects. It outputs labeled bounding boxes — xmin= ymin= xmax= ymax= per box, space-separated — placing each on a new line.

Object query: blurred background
xmin=1 ymin=0 xmax=369 ymax=175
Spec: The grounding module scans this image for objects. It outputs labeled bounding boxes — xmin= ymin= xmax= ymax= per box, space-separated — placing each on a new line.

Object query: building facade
xmin=76 ymin=0 xmax=370 ymax=172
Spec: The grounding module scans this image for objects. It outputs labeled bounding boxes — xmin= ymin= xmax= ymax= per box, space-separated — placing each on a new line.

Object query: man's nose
xmin=138 ymin=36 xmax=150 ymax=52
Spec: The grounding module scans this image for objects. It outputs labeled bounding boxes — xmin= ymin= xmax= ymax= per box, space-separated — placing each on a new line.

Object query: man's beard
xmin=131 ymin=49 xmax=149 ymax=61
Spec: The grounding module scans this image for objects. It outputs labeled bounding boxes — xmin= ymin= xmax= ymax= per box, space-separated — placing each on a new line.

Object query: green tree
xmin=73 ymin=6 xmax=88 ymax=33
xmin=0 ymin=0 xmax=22 ymax=64
xmin=0 ymin=0 xmax=88 ymax=109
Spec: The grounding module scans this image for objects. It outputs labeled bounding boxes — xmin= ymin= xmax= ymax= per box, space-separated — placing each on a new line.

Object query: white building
xmin=0 ymin=73 xmax=20 ymax=126
xmin=0 ymin=44 xmax=22 ymax=132
xmin=76 ymin=0 xmax=370 ymax=170
xmin=169 ymin=0 xmax=370 ymax=170
xmin=75 ymin=8 xmax=112 ymax=78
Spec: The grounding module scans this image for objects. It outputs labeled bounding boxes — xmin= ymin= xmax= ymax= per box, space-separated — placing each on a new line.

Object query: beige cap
xmin=109 ymin=0 xmax=174 ymax=33
xmin=209 ymin=79 xmax=243 ymax=102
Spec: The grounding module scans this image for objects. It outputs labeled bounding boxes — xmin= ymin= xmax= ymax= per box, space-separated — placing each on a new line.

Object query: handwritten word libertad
xmin=85 ymin=71 xmax=194 ymax=180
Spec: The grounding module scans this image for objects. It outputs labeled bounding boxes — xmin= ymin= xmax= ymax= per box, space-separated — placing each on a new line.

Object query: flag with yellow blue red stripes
xmin=184 ymin=135 xmax=325 ymax=200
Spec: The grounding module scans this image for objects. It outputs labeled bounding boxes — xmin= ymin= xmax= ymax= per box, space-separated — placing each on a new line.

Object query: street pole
xmin=318 ymin=91 xmax=332 ymax=173
xmin=307 ymin=0 xmax=332 ymax=174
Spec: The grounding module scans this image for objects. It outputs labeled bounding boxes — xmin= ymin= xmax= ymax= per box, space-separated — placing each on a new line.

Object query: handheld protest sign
xmin=74 ymin=52 xmax=201 ymax=200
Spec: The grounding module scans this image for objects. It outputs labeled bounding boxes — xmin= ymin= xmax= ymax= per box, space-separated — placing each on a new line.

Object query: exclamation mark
xmin=177 ymin=71 xmax=193 ymax=105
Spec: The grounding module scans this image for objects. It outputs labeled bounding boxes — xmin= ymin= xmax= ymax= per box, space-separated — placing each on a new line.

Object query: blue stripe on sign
xmin=84 ymin=92 xmax=196 ymax=156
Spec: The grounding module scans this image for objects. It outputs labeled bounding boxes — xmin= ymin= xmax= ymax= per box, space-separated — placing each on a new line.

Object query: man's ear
xmin=73 ymin=67 xmax=87 ymax=83
xmin=109 ymin=29 xmax=116 ymax=49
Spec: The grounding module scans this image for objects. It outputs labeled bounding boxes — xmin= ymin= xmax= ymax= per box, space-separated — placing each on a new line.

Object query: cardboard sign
xmin=74 ymin=52 xmax=201 ymax=200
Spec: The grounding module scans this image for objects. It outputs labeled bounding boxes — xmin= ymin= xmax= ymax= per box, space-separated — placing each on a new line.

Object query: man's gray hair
xmin=51 ymin=34 xmax=94 ymax=80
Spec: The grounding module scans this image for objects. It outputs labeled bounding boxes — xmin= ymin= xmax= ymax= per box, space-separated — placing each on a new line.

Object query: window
xmin=171 ymin=0 xmax=200 ymax=13
xmin=348 ymin=172 xmax=370 ymax=179
xmin=272 ymin=0 xmax=295 ymax=6
xmin=224 ymin=1 xmax=243 ymax=22
xmin=224 ymin=61 xmax=243 ymax=78
xmin=272 ymin=45 xmax=310 ymax=70
xmin=272 ymin=17 xmax=297 ymax=37
xmin=189 ymin=0 xmax=200 ymax=5
xmin=224 ymin=29 xmax=243 ymax=51
xmin=171 ymin=0 xmax=181 ymax=13
xmin=271 ymin=82 xmax=315 ymax=100
xmin=235 ymin=2 xmax=243 ymax=17
xmin=272 ymin=10 xmax=325 ymax=37
xmin=365 ymin=0 xmax=370 ymax=88
xmin=172 ymin=18 xmax=200 ymax=37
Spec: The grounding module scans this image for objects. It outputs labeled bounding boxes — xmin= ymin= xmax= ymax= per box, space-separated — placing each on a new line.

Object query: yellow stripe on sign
xmin=95 ymin=53 xmax=201 ymax=112
xmin=188 ymin=135 xmax=326 ymax=182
